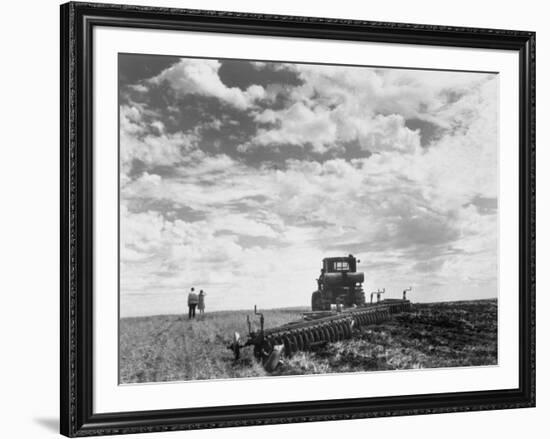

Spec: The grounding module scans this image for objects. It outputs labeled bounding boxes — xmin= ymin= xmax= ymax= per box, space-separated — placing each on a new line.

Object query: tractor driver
xmin=317 ymin=268 xmax=325 ymax=290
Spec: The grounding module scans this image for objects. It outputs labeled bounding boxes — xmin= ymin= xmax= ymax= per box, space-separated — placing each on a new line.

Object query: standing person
xmin=198 ymin=290 xmax=206 ymax=317
xmin=187 ymin=287 xmax=198 ymax=319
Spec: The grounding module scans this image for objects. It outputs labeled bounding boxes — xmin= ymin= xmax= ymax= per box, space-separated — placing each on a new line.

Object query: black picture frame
xmin=60 ymin=2 xmax=536 ymax=436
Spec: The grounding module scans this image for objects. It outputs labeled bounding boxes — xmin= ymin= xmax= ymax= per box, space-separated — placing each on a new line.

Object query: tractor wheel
xmin=311 ymin=291 xmax=322 ymax=311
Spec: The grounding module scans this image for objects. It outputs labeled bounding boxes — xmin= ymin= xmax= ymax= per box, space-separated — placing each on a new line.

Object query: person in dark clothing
xmin=188 ymin=287 xmax=198 ymax=319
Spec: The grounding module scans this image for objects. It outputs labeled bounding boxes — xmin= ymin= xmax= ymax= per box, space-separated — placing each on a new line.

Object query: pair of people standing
xmin=187 ymin=287 xmax=206 ymax=319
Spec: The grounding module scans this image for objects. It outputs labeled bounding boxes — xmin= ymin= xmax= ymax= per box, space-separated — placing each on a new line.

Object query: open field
xmin=120 ymin=299 xmax=497 ymax=384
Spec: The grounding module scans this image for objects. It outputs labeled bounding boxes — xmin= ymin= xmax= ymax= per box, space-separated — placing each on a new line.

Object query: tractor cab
xmin=323 ymin=255 xmax=358 ymax=273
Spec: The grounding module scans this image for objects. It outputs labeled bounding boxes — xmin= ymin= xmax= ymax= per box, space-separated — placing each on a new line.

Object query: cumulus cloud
xmin=118 ymin=55 xmax=499 ymax=316
xmin=149 ymin=58 xmax=266 ymax=110
xmin=243 ymin=64 xmax=492 ymax=156
xmin=119 ymin=103 xmax=202 ymax=185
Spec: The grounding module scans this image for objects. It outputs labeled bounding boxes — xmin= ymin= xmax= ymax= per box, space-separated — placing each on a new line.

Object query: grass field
xmin=119 ymin=299 xmax=497 ymax=384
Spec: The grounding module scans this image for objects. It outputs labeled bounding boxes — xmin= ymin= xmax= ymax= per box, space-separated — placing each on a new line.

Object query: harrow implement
xmin=228 ymin=299 xmax=412 ymax=368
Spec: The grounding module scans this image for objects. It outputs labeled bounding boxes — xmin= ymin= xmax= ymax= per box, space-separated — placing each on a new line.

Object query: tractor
xmin=311 ymin=254 xmax=366 ymax=311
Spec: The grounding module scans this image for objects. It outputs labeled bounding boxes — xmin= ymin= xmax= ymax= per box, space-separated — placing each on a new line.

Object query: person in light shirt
xmin=198 ymin=290 xmax=206 ymax=317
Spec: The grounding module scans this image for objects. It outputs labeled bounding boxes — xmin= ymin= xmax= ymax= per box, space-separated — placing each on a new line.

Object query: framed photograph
xmin=60 ymin=2 xmax=535 ymax=436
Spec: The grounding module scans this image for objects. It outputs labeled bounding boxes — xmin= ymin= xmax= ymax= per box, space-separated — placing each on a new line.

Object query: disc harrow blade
xmin=343 ymin=321 xmax=352 ymax=338
xmin=335 ymin=322 xmax=344 ymax=341
xmin=295 ymin=331 xmax=304 ymax=351
xmin=288 ymin=333 xmax=298 ymax=355
xmin=327 ymin=324 xmax=336 ymax=342
xmin=321 ymin=325 xmax=331 ymax=342
xmin=303 ymin=329 xmax=313 ymax=348
xmin=282 ymin=335 xmax=291 ymax=356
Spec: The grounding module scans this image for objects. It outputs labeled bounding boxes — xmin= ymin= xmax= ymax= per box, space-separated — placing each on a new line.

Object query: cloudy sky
xmin=119 ymin=54 xmax=498 ymax=317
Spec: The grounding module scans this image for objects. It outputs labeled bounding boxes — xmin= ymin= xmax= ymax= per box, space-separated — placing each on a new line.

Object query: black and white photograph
xmin=52 ymin=1 xmax=537 ymax=437
xmin=119 ymin=54 xmax=499 ymax=384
